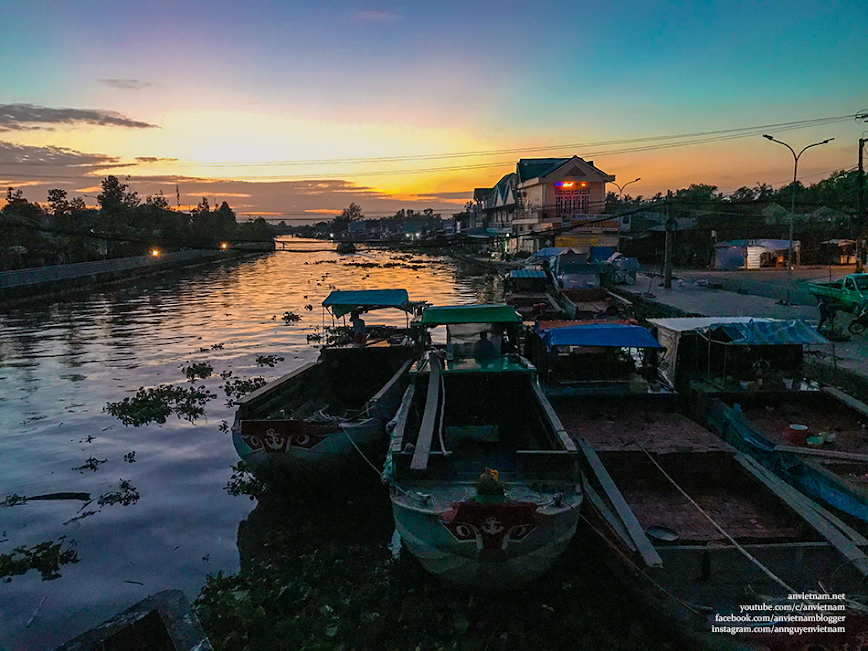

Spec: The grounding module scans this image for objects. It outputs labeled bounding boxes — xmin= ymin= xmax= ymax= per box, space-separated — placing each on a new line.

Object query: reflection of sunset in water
xmin=0 ymin=242 xmax=496 ymax=651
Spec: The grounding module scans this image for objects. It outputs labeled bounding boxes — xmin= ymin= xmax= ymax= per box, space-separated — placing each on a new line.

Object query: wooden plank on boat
xmin=410 ymin=356 xmax=442 ymax=471
xmin=576 ymin=437 xmax=662 ymax=568
xmin=822 ymin=386 xmax=868 ymax=419
xmin=389 ymin=385 xmax=416 ymax=454
xmin=370 ymin=358 xmax=413 ymax=405
xmin=774 ymin=445 xmax=868 ymax=463
xmin=532 ymin=381 xmax=577 ymax=453
xmin=583 ymin=481 xmax=638 ymax=554
xmin=735 ymin=453 xmax=868 ymax=575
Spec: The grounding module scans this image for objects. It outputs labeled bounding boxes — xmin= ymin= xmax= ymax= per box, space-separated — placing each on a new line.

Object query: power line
xmin=0 ymin=113 xmax=856 ymax=184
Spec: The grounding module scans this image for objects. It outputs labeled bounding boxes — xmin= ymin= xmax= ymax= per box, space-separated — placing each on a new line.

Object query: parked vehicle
xmin=336 ymin=241 xmax=356 ymax=254
xmin=806 ymin=273 xmax=868 ymax=312
xmin=384 ymin=304 xmax=582 ymax=589
xmin=231 ymin=289 xmax=420 ymax=477
xmin=848 ymin=306 xmax=868 ymax=335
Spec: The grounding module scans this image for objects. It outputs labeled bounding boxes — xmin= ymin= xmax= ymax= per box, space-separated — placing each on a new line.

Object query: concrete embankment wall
xmin=0 ymin=244 xmax=273 ymax=305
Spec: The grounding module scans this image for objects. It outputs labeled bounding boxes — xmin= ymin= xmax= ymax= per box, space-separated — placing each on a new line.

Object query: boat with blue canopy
xmin=526 ymin=320 xmax=669 ymax=397
xmin=231 ymin=289 xmax=421 ymax=478
xmin=503 ymin=269 xmax=562 ymax=320
xmin=384 ymin=304 xmax=582 ymax=589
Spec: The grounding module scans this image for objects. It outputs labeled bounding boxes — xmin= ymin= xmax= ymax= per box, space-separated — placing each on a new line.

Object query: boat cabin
xmin=527 ymin=320 xmax=669 ymax=397
xmin=648 ymin=317 xmax=829 ymax=395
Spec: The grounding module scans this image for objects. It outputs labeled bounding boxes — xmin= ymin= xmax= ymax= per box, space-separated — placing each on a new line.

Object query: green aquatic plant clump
xmin=255 ymin=355 xmax=285 ymax=367
xmin=105 ymin=385 xmax=217 ymax=426
xmin=222 ymin=376 xmax=268 ymax=406
xmin=183 ymin=362 xmax=214 ymax=381
xmin=0 ymin=536 xmax=79 ymax=582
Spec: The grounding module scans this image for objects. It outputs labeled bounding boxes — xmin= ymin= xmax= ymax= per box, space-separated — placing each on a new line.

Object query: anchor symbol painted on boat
xmin=441 ymin=501 xmax=541 ymax=551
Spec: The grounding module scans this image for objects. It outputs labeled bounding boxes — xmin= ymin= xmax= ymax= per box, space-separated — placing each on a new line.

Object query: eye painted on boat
xmin=454 ymin=524 xmax=476 ymax=540
xmin=291 ymin=434 xmax=311 ymax=447
xmin=509 ymin=525 xmax=536 ymax=541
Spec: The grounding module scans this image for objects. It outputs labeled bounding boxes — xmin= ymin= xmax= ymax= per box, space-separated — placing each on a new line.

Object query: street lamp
xmin=611 ymin=177 xmax=641 ymax=200
xmin=762 ymin=135 xmax=834 ymax=305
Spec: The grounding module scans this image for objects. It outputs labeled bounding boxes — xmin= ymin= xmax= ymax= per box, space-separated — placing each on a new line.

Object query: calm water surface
xmin=0 ymin=241 xmax=498 ymax=650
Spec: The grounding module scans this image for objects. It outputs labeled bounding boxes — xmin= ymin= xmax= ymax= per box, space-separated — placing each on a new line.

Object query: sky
xmin=1 ymin=0 xmax=866 ymax=221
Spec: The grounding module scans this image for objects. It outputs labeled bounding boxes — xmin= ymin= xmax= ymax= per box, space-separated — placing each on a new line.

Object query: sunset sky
xmin=1 ymin=0 xmax=866 ymax=221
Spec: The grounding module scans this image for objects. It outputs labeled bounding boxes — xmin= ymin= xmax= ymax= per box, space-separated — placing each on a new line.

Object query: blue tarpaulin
xmin=535 ymin=323 xmax=663 ymax=349
xmin=509 ymin=269 xmax=547 ymax=279
xmin=713 ymin=320 xmax=828 ymax=346
xmin=322 ymin=289 xmax=411 ymax=318
xmin=525 ymin=247 xmax=574 ymax=264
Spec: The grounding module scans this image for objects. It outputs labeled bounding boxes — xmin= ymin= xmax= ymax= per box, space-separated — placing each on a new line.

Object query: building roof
xmin=517 ymin=158 xmax=570 ymax=183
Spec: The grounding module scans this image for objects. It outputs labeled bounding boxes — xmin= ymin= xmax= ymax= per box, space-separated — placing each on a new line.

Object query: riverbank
xmin=0 ymin=244 xmax=273 ymax=306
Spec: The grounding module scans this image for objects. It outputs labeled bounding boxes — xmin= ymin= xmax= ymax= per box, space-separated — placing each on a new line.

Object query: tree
xmin=340 ymin=202 xmax=363 ymax=222
xmin=97 ymin=175 xmax=139 ymax=213
xmin=47 ymin=189 xmax=71 ymax=217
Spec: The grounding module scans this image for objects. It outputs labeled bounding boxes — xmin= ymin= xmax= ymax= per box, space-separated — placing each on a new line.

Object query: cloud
xmin=0 ymin=143 xmax=465 ymax=218
xmin=0 ymin=142 xmax=122 ymax=168
xmin=0 ymin=104 xmax=159 ymax=132
xmin=135 ymin=156 xmax=179 ymax=163
xmin=355 ymin=10 xmax=400 ymax=21
xmin=100 ymin=79 xmax=152 ymax=90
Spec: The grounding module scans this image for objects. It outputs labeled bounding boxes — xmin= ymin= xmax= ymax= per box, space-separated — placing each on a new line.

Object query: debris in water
xmin=105 ymin=385 xmax=217 ymax=426
xmin=182 ymin=362 xmax=213 ymax=381
xmin=72 ymin=457 xmax=107 ymax=473
xmin=124 ymin=451 xmax=136 ymax=463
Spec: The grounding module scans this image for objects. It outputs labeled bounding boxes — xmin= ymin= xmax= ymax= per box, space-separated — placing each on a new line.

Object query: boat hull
xmin=391 ymin=490 xmax=581 ymax=590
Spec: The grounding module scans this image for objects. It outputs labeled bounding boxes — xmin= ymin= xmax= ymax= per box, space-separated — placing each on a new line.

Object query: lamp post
xmin=762 ymin=135 xmax=834 ymax=305
xmin=611 ymin=177 xmax=641 ymax=200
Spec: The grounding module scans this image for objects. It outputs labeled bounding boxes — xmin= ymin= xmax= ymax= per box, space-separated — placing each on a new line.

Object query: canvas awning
xmin=322 ymin=289 xmax=411 ymax=318
xmin=420 ymin=304 xmax=521 ymax=326
xmin=509 ymin=269 xmax=547 ymax=279
xmin=534 ymin=322 xmax=663 ymax=350
xmin=714 ymin=320 xmax=829 ymax=346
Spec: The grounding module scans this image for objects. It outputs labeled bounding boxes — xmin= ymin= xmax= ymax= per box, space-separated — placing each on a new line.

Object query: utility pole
xmin=857 ymin=138 xmax=865 ymax=272
xmin=664 ymin=190 xmax=674 ymax=289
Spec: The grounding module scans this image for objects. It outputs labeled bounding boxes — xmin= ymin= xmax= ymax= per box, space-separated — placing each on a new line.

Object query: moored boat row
xmin=229 ymin=288 xmax=868 ymax=647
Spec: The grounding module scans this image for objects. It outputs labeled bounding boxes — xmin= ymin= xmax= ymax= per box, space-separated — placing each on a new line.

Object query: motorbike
xmin=848 ymin=307 xmax=868 ymax=335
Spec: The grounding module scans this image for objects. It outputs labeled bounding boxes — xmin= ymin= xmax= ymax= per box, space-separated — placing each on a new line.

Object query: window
xmin=555 ymin=187 xmax=590 ymax=217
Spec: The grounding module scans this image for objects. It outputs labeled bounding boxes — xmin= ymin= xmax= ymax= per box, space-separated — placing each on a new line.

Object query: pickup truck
xmin=805 ymin=273 xmax=868 ymax=311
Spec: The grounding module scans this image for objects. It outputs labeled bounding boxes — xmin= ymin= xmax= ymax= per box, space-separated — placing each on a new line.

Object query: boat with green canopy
xmin=384 ymin=303 xmax=582 ymax=589
xmin=231 ymin=289 xmax=421 ymax=478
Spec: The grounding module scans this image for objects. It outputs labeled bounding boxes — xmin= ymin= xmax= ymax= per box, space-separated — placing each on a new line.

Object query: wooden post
xmin=664 ymin=190 xmax=673 ymax=289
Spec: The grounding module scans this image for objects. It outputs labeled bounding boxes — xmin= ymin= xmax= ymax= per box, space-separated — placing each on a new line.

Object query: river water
xmin=0 ymin=240 xmax=498 ymax=650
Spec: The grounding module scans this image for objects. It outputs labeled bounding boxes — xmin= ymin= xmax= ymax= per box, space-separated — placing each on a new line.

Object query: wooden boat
xmin=384 ymin=304 xmax=582 ymax=589
xmin=649 ymin=317 xmax=868 ymax=523
xmin=336 ymin=241 xmax=356 ymax=254
xmin=231 ymin=289 xmax=420 ymax=477
xmin=503 ymin=269 xmax=562 ymax=320
xmin=525 ymin=320 xmax=671 ymax=397
xmin=552 ymin=394 xmax=868 ymax=650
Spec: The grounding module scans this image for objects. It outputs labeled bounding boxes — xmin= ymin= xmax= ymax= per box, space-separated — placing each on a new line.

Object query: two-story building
xmin=512 ymin=156 xmax=616 ymax=254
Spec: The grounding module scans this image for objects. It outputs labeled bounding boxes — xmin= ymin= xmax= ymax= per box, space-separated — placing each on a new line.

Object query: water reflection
xmin=0 ymin=240 xmax=498 ymax=650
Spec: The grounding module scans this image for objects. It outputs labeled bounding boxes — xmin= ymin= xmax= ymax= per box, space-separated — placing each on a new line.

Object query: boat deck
xmin=558 ymin=407 xmax=731 ymax=454
xmin=736 ymin=395 xmax=868 ymax=455
xmin=614 ymin=469 xmax=808 ymax=543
